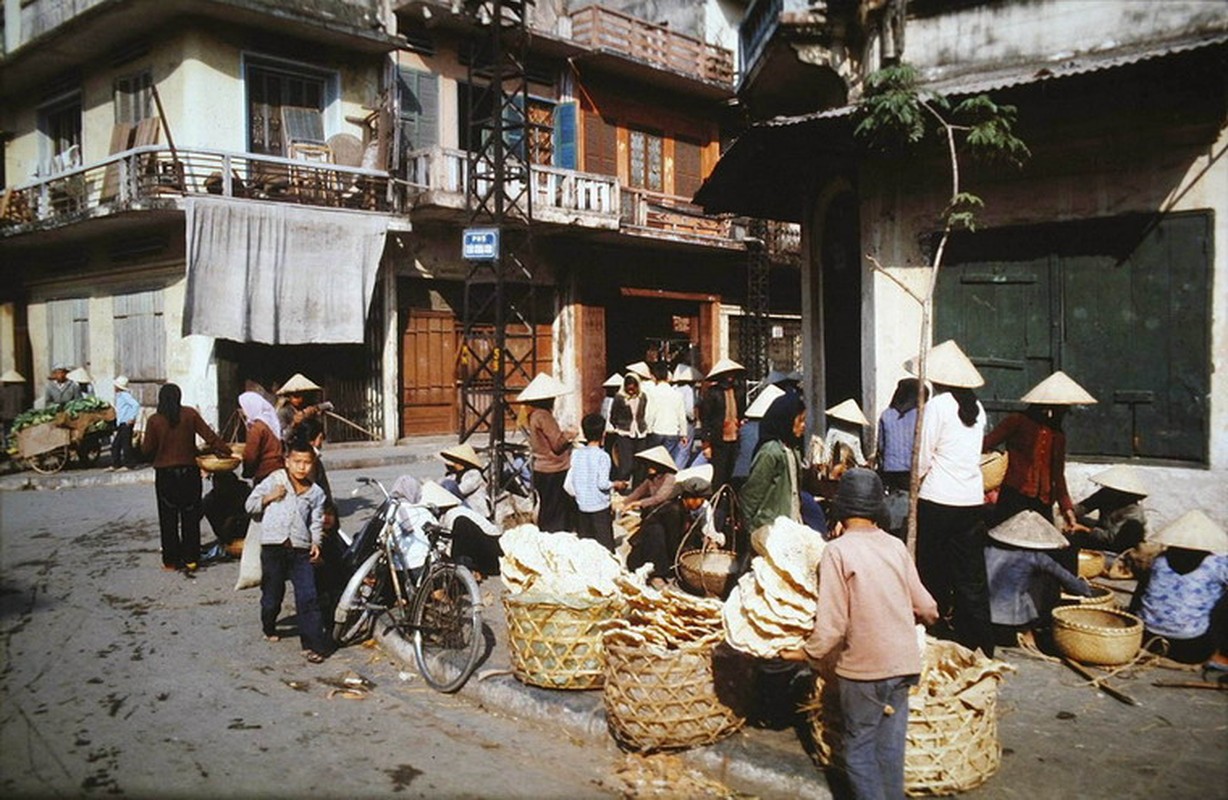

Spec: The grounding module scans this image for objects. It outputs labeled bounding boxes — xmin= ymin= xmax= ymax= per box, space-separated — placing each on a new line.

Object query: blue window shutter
xmin=553 ymin=101 xmax=577 ymax=169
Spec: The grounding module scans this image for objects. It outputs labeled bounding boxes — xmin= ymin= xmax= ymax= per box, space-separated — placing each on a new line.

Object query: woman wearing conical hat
xmin=984 ymin=371 xmax=1097 ymax=537
xmin=698 ymin=359 xmax=746 ymax=491
xmin=623 ymin=445 xmax=683 ymax=589
xmin=439 ymin=442 xmax=490 ymax=519
xmin=1071 ymin=465 xmax=1149 ymax=554
xmin=823 ymin=398 xmax=870 ymax=478
xmin=740 ymin=391 xmax=807 ymax=534
xmin=1132 ymin=511 xmax=1228 ymax=667
xmin=517 ymin=373 xmax=576 ymax=532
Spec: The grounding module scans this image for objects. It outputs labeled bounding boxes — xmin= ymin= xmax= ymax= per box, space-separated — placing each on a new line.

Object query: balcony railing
xmin=621 ymin=187 xmax=742 ymax=248
xmin=765 ymin=219 xmax=801 ymax=260
xmin=0 ymin=145 xmax=400 ymax=234
xmin=570 ymin=4 xmax=735 ymax=87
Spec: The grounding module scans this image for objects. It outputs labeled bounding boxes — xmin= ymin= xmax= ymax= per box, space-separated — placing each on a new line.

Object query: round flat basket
xmin=196 ymin=454 xmax=241 ymax=472
xmin=979 ymin=451 xmax=1008 ymax=493
xmin=808 ymin=671 xmax=1003 ymax=796
xmin=1060 ymin=582 xmax=1117 ymax=609
xmin=503 ymin=592 xmax=622 ymax=690
xmin=676 ymin=549 xmax=739 ymax=598
xmin=602 ymin=640 xmax=747 ymax=752
xmin=1077 ymin=550 xmax=1106 ymax=579
xmin=1052 ymin=606 xmax=1142 ymax=666
xmin=229 ymin=442 xmax=246 ymax=458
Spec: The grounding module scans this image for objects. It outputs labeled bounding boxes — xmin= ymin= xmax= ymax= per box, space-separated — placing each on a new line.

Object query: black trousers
xmin=917 ymin=499 xmax=995 ymax=657
xmin=155 ymin=466 xmax=203 ymax=567
xmin=111 ymin=422 xmax=134 ymax=467
xmin=450 ymin=516 xmax=504 ymax=576
xmin=612 ymin=435 xmax=647 ymax=482
xmin=576 ymin=508 xmax=616 ymax=552
xmin=627 ymin=502 xmax=683 ymax=581
xmin=534 ymin=470 xmax=574 ymax=532
xmin=709 ymin=440 xmax=738 ymax=492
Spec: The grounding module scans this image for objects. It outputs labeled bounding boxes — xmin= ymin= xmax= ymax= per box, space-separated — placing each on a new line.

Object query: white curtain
xmin=183 ymin=198 xmax=388 ymax=344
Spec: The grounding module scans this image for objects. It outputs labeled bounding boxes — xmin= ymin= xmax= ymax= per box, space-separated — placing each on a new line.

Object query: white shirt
xmin=644 ymin=380 xmax=688 ymax=437
xmin=917 ymin=391 xmax=986 ymax=507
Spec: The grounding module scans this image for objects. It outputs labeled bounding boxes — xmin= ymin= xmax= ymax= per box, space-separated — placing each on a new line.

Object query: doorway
xmin=821 ymin=191 xmax=862 ymax=408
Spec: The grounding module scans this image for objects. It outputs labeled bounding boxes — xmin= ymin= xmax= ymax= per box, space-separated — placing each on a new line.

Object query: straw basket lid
xmin=675 ymin=463 xmax=713 ymax=495
xmin=625 ymin=361 xmax=653 ymax=380
xmin=635 ymin=445 xmax=678 ymax=473
xmin=1090 ymin=464 xmax=1148 ymax=497
xmin=602 ymin=373 xmax=624 ymax=389
xmin=905 ymin=340 xmax=984 ymax=388
xmin=706 ymin=358 xmax=745 ymax=380
xmin=1020 ymin=371 xmax=1097 ymax=405
xmin=988 ymin=510 xmax=1069 ymax=550
xmin=419 ymin=480 xmax=463 ymax=510
xmin=825 ymin=398 xmax=870 ymax=427
xmin=440 ymin=442 xmax=484 ymax=470
xmin=277 ymin=373 xmax=322 ymax=395
xmin=516 ymin=372 xmax=568 ymax=402
xmin=113 ymin=375 xmax=130 ymax=390
xmin=66 ymin=367 xmax=93 ymax=384
xmin=0 ymin=369 xmax=26 ymax=383
xmin=671 ymin=364 xmax=701 ymax=383
xmin=1152 ymin=510 xmax=1228 ymax=555
xmin=745 ymin=385 xmax=785 ymax=420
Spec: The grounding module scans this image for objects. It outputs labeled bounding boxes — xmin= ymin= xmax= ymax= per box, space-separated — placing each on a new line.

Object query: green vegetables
xmin=11 ymin=395 xmax=111 ymax=432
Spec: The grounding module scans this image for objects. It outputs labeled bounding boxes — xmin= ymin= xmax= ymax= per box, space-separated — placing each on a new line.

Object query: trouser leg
xmin=288 ymin=548 xmax=328 ymax=653
xmin=155 ymin=469 xmax=182 ymax=568
xmin=260 ymin=545 xmax=289 ymax=636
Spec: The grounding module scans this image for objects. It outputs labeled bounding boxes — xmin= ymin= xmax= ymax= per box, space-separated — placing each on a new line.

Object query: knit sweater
xmin=141 ymin=407 xmax=230 ymax=469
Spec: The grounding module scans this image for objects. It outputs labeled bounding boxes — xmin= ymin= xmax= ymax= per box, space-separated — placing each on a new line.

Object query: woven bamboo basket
xmin=1051 ymin=606 xmax=1142 ymax=666
xmin=1077 ymin=550 xmax=1106 ymax=579
xmin=230 ymin=443 xmax=246 ymax=458
xmin=676 ymin=547 xmax=740 ymax=598
xmin=503 ymin=592 xmax=623 ymax=690
xmin=196 ymin=454 xmax=241 ymax=472
xmin=1060 ymin=582 xmax=1117 ymax=609
xmin=602 ymin=641 xmax=747 ymax=752
xmin=979 ymin=451 xmax=1008 ymax=493
xmin=807 ymin=671 xmax=1003 ymax=796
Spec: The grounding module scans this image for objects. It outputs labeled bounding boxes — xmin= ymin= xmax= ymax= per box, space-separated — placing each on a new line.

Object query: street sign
xmin=462 ymin=228 xmax=499 ymax=260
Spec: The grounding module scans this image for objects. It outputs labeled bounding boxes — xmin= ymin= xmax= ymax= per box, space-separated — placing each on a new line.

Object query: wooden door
xmin=577 ymin=304 xmax=607 ymax=415
xmin=401 ymin=309 xmax=458 ymax=435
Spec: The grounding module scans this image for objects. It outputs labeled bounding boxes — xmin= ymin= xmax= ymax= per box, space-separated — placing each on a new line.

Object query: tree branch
xmin=867 ymin=254 xmax=925 ymax=304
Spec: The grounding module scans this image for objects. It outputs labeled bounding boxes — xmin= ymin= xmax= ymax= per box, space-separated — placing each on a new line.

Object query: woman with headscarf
xmin=240 ymin=390 xmax=284 ymax=486
xmin=739 ymin=391 xmax=807 ymax=533
xmin=141 ymin=383 xmax=231 ymax=572
xmin=914 ymin=341 xmax=995 ymax=656
xmin=519 ymin=373 xmax=575 ymax=532
xmin=608 ymin=373 xmax=648 ymax=483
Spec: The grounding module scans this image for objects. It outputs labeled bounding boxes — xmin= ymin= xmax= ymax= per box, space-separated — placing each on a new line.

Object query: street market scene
xmin=1 ymin=0 xmax=1227 ymax=798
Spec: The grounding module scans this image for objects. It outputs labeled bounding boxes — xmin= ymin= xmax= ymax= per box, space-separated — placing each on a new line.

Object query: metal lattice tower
xmin=459 ymin=0 xmax=540 ymax=500
xmin=742 ymin=218 xmax=771 ymax=383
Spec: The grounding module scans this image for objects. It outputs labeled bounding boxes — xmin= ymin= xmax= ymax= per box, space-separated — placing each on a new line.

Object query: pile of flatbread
xmin=499 ymin=523 xmax=624 ymax=598
xmin=601 ymin=576 xmax=725 ymax=653
xmin=722 ymin=517 xmax=826 ymax=658
xmin=913 ymin=635 xmax=1014 ymax=710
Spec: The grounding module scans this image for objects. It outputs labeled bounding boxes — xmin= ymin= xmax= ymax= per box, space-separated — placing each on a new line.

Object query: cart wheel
xmin=28 ymin=446 xmax=69 ymax=474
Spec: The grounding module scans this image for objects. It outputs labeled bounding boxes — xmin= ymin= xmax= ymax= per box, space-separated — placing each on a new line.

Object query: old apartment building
xmin=698 ymin=0 xmax=1228 ymax=525
xmin=0 ymin=0 xmax=801 ymax=440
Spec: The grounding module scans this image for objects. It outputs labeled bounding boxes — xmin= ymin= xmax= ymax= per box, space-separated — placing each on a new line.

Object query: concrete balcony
xmin=0 ymin=145 xmax=401 ymax=239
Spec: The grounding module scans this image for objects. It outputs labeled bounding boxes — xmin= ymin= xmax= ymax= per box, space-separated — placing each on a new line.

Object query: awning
xmin=695 ymin=32 xmax=1228 ymax=220
xmin=183 ymin=198 xmax=388 ymax=345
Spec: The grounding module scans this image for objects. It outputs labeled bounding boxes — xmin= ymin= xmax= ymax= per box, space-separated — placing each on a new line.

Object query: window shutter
xmin=674 ymin=138 xmax=702 ymax=199
xmin=553 ymin=102 xmax=577 ymax=169
xmin=584 ymin=110 xmax=616 ymax=177
xmin=399 ymin=68 xmax=438 ymax=152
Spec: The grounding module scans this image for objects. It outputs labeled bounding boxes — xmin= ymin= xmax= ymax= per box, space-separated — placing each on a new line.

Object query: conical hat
xmin=277 ymin=373 xmax=322 ymax=395
xmin=706 ymin=358 xmax=745 ymax=379
xmin=826 ymin=398 xmax=870 ymax=427
xmin=1020 ymin=371 xmax=1097 ymax=405
xmin=515 ymin=372 xmax=567 ymax=402
xmin=634 ymin=445 xmax=678 ymax=473
xmin=440 ymin=442 xmax=484 ymax=470
xmin=671 ymin=364 xmax=700 ymax=383
xmin=0 ymin=369 xmax=26 ymax=383
xmin=1090 ymin=465 xmax=1148 ymax=497
xmin=987 ymin=510 xmax=1069 ymax=550
xmin=625 ymin=361 xmax=652 ymax=380
xmin=66 ymin=367 xmax=93 ymax=384
xmin=745 ymin=385 xmax=785 ymax=419
xmin=602 ymin=373 xmax=623 ymax=389
xmin=1151 ymin=510 xmax=1227 ymax=555
xmin=905 ymin=340 xmax=984 ymax=388
xmin=419 ymin=480 xmax=463 ymax=510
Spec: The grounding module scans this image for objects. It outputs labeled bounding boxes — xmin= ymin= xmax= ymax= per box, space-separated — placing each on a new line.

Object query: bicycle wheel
xmin=411 ymin=562 xmax=483 ymax=693
xmin=332 ymin=551 xmax=390 ymax=647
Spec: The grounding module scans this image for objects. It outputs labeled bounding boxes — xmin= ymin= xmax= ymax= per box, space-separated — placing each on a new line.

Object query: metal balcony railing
xmin=0 ymin=145 xmax=400 ymax=234
xmin=570 ymin=4 xmax=735 ymax=87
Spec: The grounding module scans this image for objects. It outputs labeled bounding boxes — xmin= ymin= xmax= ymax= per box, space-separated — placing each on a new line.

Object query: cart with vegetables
xmin=9 ymin=397 xmax=117 ymax=473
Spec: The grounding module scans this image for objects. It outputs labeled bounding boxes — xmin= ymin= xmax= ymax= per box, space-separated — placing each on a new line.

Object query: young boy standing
xmin=564 ymin=413 xmax=620 ymax=552
xmin=246 ymin=441 xmax=330 ymax=663
xmin=782 ymin=468 xmax=938 ymax=799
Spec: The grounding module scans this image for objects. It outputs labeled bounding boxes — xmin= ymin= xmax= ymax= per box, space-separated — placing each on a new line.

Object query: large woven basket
xmin=979 ymin=451 xmax=1008 ymax=493
xmin=808 ymin=671 xmax=1003 ymax=796
xmin=1077 ymin=550 xmax=1106 ymax=579
xmin=1051 ymin=606 xmax=1142 ymax=666
xmin=603 ymin=641 xmax=748 ymax=752
xmin=503 ymin=592 xmax=623 ymax=690
xmin=676 ymin=548 xmax=740 ymax=598
xmin=1060 ymin=582 xmax=1117 ymax=609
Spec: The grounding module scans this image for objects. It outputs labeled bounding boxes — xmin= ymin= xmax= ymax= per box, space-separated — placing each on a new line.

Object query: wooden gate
xmin=401 ymin=309 xmax=459 ymax=436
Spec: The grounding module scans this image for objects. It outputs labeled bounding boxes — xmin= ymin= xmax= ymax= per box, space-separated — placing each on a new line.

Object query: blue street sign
xmin=462 ymin=228 xmax=499 ymax=260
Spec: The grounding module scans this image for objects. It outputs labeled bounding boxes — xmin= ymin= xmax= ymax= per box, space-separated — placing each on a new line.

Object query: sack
xmin=234 ymin=522 xmax=262 ymax=590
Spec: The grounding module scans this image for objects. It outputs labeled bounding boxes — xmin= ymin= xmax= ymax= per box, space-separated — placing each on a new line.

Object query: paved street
xmin=0 ymin=465 xmax=632 ymax=799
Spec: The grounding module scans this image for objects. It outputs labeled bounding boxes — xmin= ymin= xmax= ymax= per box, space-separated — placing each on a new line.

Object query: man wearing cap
xmin=109 ymin=376 xmax=141 ymax=470
xmin=43 ymin=364 xmax=81 ymax=406
xmin=699 ymin=359 xmax=745 ymax=491
xmin=782 ymin=469 xmax=938 ymax=800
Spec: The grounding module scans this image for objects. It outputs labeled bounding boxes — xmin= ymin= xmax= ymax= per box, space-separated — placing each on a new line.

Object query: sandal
xmin=304 ymin=650 xmax=327 ymax=664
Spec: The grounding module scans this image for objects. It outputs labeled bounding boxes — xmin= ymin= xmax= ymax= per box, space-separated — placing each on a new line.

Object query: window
xmin=935 ymin=212 xmax=1211 ymax=464
xmin=628 ymin=128 xmax=663 ymax=192
xmin=457 ymin=83 xmax=553 ymax=166
xmin=46 ymin=298 xmax=89 ymax=373
xmin=114 ymin=70 xmax=153 ymax=125
xmin=38 ymin=94 xmax=82 ymax=172
xmin=246 ymin=61 xmax=328 ymax=157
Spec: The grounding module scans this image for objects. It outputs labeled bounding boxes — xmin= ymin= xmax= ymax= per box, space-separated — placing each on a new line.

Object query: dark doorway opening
xmin=822 ymin=191 xmax=862 ymax=408
xmin=604 ymin=294 xmax=703 ymax=377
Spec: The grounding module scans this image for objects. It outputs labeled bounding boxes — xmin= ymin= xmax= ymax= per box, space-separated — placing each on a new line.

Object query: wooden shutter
xmin=553 ymin=102 xmax=577 ymax=169
xmin=114 ymin=290 xmax=166 ymax=406
xmin=46 ymin=298 xmax=89 ymax=373
xmin=398 ymin=68 xmax=438 ymax=152
xmin=583 ymin=110 xmax=617 ymax=177
xmin=674 ymin=138 xmax=702 ymax=200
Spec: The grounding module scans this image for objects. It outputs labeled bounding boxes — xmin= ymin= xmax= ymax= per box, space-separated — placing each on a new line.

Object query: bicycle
xmin=332 ymin=477 xmax=483 ymax=693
